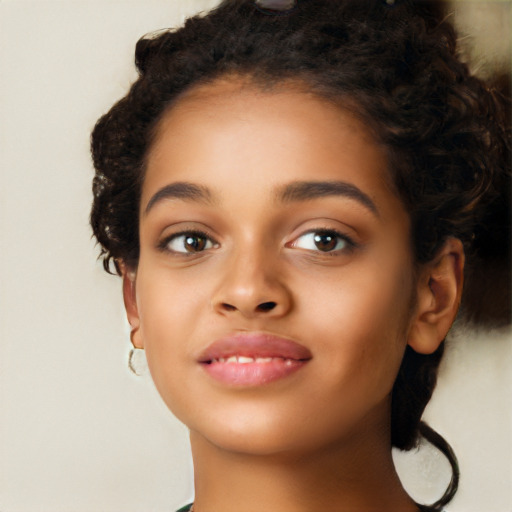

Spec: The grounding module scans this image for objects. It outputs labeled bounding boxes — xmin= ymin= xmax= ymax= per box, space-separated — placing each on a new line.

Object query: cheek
xmin=136 ymin=259 xmax=209 ymax=334
xmin=133 ymin=264 xmax=207 ymax=391
xmin=305 ymin=256 xmax=413 ymax=336
xmin=301 ymin=254 xmax=415 ymax=384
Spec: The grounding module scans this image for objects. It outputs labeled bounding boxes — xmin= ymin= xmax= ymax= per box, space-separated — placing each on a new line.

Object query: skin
xmin=123 ymin=78 xmax=464 ymax=512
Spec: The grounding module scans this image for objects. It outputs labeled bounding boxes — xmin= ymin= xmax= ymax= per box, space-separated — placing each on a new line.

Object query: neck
xmin=189 ymin=414 xmax=418 ymax=512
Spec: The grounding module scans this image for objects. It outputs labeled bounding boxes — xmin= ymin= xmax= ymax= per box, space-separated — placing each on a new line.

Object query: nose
xmin=211 ymin=249 xmax=292 ymax=319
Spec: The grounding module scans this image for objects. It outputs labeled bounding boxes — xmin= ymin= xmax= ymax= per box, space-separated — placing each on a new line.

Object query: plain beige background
xmin=0 ymin=1 xmax=510 ymax=511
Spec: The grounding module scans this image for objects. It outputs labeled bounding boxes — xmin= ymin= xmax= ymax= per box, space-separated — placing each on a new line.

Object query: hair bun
xmin=255 ymin=0 xmax=296 ymax=9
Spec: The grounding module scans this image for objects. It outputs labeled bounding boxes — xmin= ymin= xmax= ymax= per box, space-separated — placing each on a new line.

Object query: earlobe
xmin=407 ymin=238 xmax=465 ymax=354
xmin=122 ymin=267 xmax=144 ymax=349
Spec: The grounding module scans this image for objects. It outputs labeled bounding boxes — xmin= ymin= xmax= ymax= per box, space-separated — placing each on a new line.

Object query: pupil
xmin=314 ymin=233 xmax=336 ymax=252
xmin=185 ymin=236 xmax=206 ymax=252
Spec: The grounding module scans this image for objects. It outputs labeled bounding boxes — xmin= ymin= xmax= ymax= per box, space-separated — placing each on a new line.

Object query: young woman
xmin=90 ymin=1 xmax=510 ymax=511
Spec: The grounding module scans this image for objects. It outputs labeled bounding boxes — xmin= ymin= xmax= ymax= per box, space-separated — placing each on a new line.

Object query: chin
xmin=194 ymin=426 xmax=311 ymax=458
xmin=186 ymin=408 xmax=352 ymax=460
xmin=184 ymin=406 xmax=312 ymax=456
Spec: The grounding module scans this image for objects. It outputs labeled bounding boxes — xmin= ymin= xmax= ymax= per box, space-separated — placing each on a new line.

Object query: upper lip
xmin=198 ymin=332 xmax=312 ymax=363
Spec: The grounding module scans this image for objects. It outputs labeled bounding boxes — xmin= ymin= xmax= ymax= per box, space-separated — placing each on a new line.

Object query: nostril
xmin=222 ymin=303 xmax=237 ymax=311
xmin=257 ymin=301 xmax=277 ymax=312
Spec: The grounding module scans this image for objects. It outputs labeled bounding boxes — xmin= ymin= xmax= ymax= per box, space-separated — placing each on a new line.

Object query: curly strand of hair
xmin=416 ymin=422 xmax=460 ymax=512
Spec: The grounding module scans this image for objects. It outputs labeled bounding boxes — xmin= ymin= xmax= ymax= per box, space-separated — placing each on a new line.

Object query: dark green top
xmin=176 ymin=504 xmax=444 ymax=511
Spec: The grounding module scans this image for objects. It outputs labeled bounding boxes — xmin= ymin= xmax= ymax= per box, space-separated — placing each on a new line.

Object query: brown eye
xmin=313 ymin=233 xmax=338 ymax=252
xmin=184 ymin=235 xmax=207 ymax=252
xmin=292 ymin=230 xmax=351 ymax=253
xmin=165 ymin=232 xmax=216 ymax=254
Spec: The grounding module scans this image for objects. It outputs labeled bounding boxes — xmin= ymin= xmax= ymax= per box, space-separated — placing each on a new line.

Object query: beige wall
xmin=449 ymin=0 xmax=511 ymax=79
xmin=0 ymin=1 xmax=509 ymax=511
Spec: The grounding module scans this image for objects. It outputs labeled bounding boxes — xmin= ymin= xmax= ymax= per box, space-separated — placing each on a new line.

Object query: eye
xmin=292 ymin=230 xmax=352 ymax=253
xmin=162 ymin=231 xmax=217 ymax=254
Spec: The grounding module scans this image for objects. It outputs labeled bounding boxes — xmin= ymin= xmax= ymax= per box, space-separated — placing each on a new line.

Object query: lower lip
xmin=201 ymin=359 xmax=308 ymax=386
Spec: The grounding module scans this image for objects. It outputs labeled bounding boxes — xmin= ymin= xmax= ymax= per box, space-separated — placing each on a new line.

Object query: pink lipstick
xmin=198 ymin=333 xmax=312 ymax=386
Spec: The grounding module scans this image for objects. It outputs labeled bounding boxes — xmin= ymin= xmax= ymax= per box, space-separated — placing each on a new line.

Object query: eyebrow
xmin=144 ymin=179 xmax=378 ymax=216
xmin=279 ymin=181 xmax=379 ymax=216
xmin=144 ymin=182 xmax=213 ymax=215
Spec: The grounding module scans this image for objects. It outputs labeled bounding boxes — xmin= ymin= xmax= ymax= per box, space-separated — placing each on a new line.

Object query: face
xmin=126 ymin=79 xmax=418 ymax=457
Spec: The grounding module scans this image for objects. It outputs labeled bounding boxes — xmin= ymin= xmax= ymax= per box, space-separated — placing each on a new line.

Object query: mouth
xmin=198 ymin=333 xmax=312 ymax=386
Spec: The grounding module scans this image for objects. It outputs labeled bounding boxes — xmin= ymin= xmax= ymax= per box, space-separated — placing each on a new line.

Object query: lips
xmin=198 ymin=333 xmax=312 ymax=386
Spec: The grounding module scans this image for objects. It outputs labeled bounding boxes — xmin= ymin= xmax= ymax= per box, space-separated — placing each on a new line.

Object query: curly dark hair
xmin=90 ymin=0 xmax=510 ymax=509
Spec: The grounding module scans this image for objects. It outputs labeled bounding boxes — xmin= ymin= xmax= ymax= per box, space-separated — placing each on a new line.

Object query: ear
xmin=122 ymin=266 xmax=144 ymax=349
xmin=407 ymin=238 xmax=465 ymax=354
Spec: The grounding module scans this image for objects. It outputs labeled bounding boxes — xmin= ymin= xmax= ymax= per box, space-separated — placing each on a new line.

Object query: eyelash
xmin=158 ymin=228 xmax=356 ymax=256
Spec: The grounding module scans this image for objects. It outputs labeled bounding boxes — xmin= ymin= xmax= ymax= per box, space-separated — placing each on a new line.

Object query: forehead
xmin=152 ymin=77 xmax=380 ymax=154
xmin=143 ymin=78 xmax=402 ymax=219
